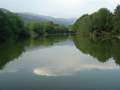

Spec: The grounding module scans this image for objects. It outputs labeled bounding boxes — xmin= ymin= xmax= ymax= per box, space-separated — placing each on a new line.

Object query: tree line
xmin=27 ymin=21 xmax=70 ymax=37
xmin=0 ymin=8 xmax=71 ymax=42
xmin=73 ymin=5 xmax=120 ymax=36
xmin=1 ymin=5 xmax=120 ymax=42
xmin=0 ymin=8 xmax=29 ymax=42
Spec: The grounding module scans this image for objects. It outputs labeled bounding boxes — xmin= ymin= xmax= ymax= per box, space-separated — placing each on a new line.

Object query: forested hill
xmin=73 ymin=5 xmax=120 ymax=36
xmin=0 ymin=8 xmax=29 ymax=42
xmin=17 ymin=13 xmax=76 ymax=25
xmin=0 ymin=8 xmax=73 ymax=42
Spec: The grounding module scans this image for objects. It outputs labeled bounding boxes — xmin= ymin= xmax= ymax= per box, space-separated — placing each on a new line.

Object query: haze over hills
xmin=17 ymin=13 xmax=76 ymax=25
xmin=0 ymin=8 xmax=76 ymax=25
xmin=0 ymin=8 xmax=73 ymax=42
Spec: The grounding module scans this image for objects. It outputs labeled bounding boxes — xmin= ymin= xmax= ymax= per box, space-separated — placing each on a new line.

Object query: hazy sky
xmin=0 ymin=0 xmax=120 ymax=18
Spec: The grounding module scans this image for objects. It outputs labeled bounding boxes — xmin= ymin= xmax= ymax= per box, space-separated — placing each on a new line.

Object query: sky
xmin=0 ymin=0 xmax=120 ymax=18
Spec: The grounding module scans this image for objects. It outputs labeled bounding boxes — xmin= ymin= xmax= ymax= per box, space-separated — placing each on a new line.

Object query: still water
xmin=0 ymin=35 xmax=120 ymax=90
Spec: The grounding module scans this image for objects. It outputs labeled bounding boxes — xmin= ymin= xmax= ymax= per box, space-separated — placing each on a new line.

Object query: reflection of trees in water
xmin=0 ymin=35 xmax=69 ymax=69
xmin=27 ymin=35 xmax=69 ymax=49
xmin=0 ymin=40 xmax=26 ymax=69
xmin=72 ymin=35 xmax=120 ymax=65
xmin=2 ymin=34 xmax=119 ymax=70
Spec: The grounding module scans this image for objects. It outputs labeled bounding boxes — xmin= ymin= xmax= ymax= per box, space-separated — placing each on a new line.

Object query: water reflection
xmin=0 ymin=35 xmax=69 ymax=70
xmin=0 ymin=40 xmax=26 ymax=69
xmin=72 ymin=35 xmax=120 ymax=65
xmin=0 ymin=35 xmax=120 ymax=89
xmin=0 ymin=35 xmax=120 ymax=77
xmin=33 ymin=62 xmax=119 ymax=77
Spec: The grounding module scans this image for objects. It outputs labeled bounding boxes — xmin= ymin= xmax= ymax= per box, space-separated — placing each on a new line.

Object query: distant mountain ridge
xmin=17 ymin=13 xmax=76 ymax=25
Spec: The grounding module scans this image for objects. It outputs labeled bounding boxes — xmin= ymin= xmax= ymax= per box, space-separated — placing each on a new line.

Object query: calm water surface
xmin=0 ymin=35 xmax=120 ymax=90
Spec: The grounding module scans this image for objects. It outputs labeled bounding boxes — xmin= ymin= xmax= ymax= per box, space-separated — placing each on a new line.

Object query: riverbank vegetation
xmin=73 ymin=5 xmax=120 ymax=37
xmin=1 ymin=5 xmax=120 ymax=42
xmin=0 ymin=8 xmax=29 ymax=42
xmin=0 ymin=8 xmax=71 ymax=42
xmin=26 ymin=21 xmax=70 ymax=37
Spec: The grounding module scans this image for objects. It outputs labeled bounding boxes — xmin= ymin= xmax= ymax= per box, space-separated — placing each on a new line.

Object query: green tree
xmin=113 ymin=5 xmax=120 ymax=34
xmin=0 ymin=8 xmax=29 ymax=42
xmin=91 ymin=8 xmax=112 ymax=34
xmin=73 ymin=8 xmax=113 ymax=35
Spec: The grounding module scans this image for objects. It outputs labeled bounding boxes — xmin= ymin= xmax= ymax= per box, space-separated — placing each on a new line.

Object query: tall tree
xmin=113 ymin=5 xmax=120 ymax=34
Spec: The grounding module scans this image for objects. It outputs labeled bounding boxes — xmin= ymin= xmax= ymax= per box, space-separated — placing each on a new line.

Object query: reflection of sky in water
xmin=0 ymin=40 xmax=119 ymax=76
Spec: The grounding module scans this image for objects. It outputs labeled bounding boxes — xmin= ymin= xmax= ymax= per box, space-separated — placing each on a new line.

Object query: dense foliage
xmin=0 ymin=8 xmax=29 ymax=42
xmin=73 ymin=5 xmax=120 ymax=36
xmin=0 ymin=8 xmax=71 ymax=42
xmin=27 ymin=21 xmax=70 ymax=37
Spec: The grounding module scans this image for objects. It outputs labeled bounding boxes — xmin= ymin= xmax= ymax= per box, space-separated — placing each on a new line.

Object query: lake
xmin=0 ymin=35 xmax=120 ymax=90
